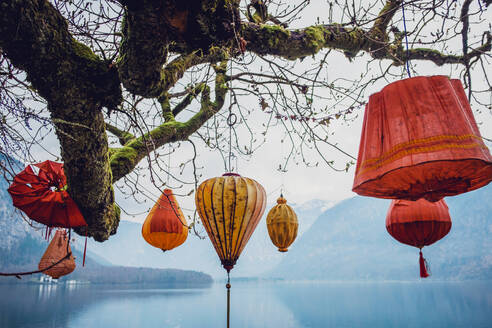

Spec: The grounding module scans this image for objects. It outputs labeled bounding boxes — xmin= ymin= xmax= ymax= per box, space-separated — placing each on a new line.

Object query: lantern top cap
xmin=276 ymin=196 xmax=287 ymax=204
xmin=222 ymin=172 xmax=241 ymax=177
xmin=370 ymin=75 xmax=454 ymax=99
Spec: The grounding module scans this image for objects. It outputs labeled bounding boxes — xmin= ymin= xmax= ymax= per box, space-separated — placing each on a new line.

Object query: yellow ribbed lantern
xmin=266 ymin=196 xmax=298 ymax=252
xmin=142 ymin=189 xmax=188 ymax=252
xmin=195 ymin=173 xmax=266 ymax=272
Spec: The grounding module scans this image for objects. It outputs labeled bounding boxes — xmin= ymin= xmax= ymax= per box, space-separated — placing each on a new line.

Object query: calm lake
xmin=0 ymin=281 xmax=491 ymax=328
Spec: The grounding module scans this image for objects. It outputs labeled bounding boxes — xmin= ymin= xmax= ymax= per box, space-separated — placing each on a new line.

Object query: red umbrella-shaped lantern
xmin=7 ymin=160 xmax=86 ymax=228
xmin=386 ymin=198 xmax=452 ymax=278
xmin=353 ymin=76 xmax=492 ymax=202
xmin=7 ymin=160 xmax=88 ymax=264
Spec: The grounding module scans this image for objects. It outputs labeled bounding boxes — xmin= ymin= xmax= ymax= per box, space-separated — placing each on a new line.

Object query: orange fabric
xmin=141 ymin=189 xmax=188 ymax=251
xmin=386 ymin=199 xmax=452 ymax=248
xmin=7 ymin=160 xmax=86 ymax=227
xmin=38 ymin=230 xmax=76 ymax=279
xmin=353 ymin=76 xmax=492 ymax=201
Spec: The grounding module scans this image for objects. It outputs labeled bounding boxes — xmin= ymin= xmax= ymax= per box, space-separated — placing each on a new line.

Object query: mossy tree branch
xmin=242 ymin=10 xmax=491 ymax=66
xmin=117 ymin=0 xmax=239 ymax=98
xmin=110 ymin=62 xmax=228 ymax=181
xmin=106 ymin=123 xmax=135 ymax=145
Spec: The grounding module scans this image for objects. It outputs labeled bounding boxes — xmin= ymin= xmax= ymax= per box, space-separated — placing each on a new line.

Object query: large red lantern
xmin=386 ymin=198 xmax=452 ymax=278
xmin=353 ymin=76 xmax=492 ymax=202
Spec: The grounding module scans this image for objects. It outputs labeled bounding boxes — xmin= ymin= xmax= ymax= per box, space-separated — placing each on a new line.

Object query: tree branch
xmin=242 ymin=20 xmax=491 ymax=67
xmin=117 ymin=0 xmax=238 ymax=98
xmin=106 ymin=123 xmax=135 ymax=145
xmin=110 ymin=62 xmax=228 ymax=181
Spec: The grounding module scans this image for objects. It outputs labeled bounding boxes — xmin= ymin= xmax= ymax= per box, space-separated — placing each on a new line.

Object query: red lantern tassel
xmin=419 ymin=251 xmax=429 ymax=278
xmin=83 ymin=229 xmax=87 ymax=267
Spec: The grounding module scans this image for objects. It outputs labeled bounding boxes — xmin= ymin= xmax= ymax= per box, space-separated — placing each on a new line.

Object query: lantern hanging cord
xmin=401 ymin=1 xmax=411 ymax=77
xmin=280 ymin=133 xmax=285 ymax=197
xmin=226 ymin=271 xmax=231 ymax=328
xmin=227 ymin=60 xmax=237 ymax=173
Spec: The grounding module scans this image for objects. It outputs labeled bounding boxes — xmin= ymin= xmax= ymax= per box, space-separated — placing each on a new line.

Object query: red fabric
xmin=38 ymin=229 xmax=76 ymax=279
xmin=7 ymin=160 xmax=86 ymax=228
xmin=353 ymin=76 xmax=492 ymax=201
xmin=386 ymin=198 xmax=451 ymax=248
xmin=419 ymin=251 xmax=430 ymax=278
xmin=148 ymin=189 xmax=184 ymax=234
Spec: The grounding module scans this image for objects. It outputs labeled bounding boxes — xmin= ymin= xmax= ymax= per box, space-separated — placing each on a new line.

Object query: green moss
xmin=149 ymin=121 xmax=183 ymax=140
xmin=110 ymin=146 xmax=138 ymax=170
xmin=260 ymin=24 xmax=291 ymax=48
xmin=72 ymin=38 xmax=100 ymax=61
xmin=304 ymin=26 xmax=326 ymax=53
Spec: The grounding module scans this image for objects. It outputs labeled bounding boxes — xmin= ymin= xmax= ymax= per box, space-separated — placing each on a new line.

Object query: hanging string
xmin=226 ymin=271 xmax=231 ymax=328
xmin=83 ymin=227 xmax=87 ymax=266
xmin=227 ymin=59 xmax=237 ymax=173
xmin=167 ymin=144 xmax=171 ymax=185
xmin=401 ymin=1 xmax=412 ymax=77
xmin=280 ymin=134 xmax=285 ymax=197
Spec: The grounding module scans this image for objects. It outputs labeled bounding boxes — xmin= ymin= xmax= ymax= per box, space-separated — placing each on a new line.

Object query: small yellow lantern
xmin=266 ymin=195 xmax=298 ymax=252
xmin=142 ymin=189 xmax=188 ymax=252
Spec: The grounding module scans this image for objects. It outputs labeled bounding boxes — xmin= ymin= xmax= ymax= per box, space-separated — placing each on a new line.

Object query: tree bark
xmin=0 ymin=0 xmax=122 ymax=241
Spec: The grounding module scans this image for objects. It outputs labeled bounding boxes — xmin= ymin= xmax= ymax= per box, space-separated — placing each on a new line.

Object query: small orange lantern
xmin=266 ymin=195 xmax=298 ymax=252
xmin=142 ymin=189 xmax=188 ymax=252
xmin=353 ymin=76 xmax=492 ymax=202
xmin=38 ymin=229 xmax=76 ymax=279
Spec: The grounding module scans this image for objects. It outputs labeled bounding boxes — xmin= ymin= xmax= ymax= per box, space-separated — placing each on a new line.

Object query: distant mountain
xmin=68 ymin=266 xmax=212 ymax=285
xmin=269 ymin=184 xmax=492 ymax=281
xmin=80 ymin=198 xmax=331 ymax=278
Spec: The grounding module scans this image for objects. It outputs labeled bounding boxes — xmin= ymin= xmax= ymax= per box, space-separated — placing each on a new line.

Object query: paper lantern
xmin=7 ymin=160 xmax=86 ymax=227
xmin=142 ymin=189 xmax=188 ymax=251
xmin=266 ymin=195 xmax=298 ymax=252
xmin=386 ymin=198 xmax=452 ymax=278
xmin=38 ymin=229 xmax=76 ymax=279
xmin=195 ymin=173 xmax=266 ymax=272
xmin=353 ymin=76 xmax=492 ymax=202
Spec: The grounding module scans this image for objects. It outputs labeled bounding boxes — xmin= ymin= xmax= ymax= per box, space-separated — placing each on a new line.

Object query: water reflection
xmin=273 ymin=281 xmax=492 ymax=328
xmin=0 ymin=281 xmax=491 ymax=328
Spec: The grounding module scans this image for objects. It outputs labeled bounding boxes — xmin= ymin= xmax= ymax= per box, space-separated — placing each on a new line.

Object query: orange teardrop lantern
xmin=353 ymin=76 xmax=492 ymax=202
xmin=386 ymin=198 xmax=452 ymax=278
xmin=38 ymin=229 xmax=76 ymax=279
xmin=195 ymin=173 xmax=266 ymax=272
xmin=266 ymin=195 xmax=298 ymax=252
xmin=142 ymin=189 xmax=188 ymax=252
